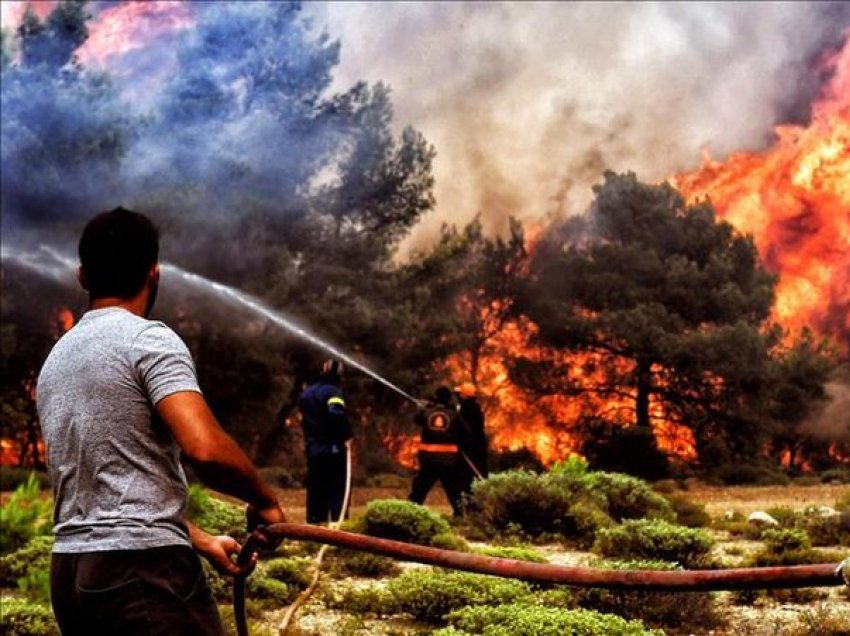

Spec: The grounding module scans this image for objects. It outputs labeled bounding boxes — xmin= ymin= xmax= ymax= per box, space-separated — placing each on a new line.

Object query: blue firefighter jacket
xmin=299 ymin=381 xmax=353 ymax=458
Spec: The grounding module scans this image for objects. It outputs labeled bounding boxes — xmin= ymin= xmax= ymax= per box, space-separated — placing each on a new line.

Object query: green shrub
xmin=474 ymin=545 xmax=547 ymax=563
xmin=573 ymin=559 xmax=720 ymax=630
xmin=805 ymin=513 xmax=850 ymax=547
xmin=434 ymin=604 xmax=662 ymax=636
xmin=667 ymin=495 xmax=711 ymax=528
xmin=765 ymin=506 xmax=802 ymax=528
xmin=0 ymin=469 xmax=50 ymax=492
xmin=467 ymin=470 xmax=609 ymax=546
xmin=0 ymin=536 xmax=53 ymax=585
xmin=592 ymin=519 xmax=714 ymax=568
xmin=360 ymin=499 xmax=452 ymax=546
xmin=0 ymin=596 xmax=58 ymax=636
xmin=17 ymin=569 xmax=51 ymax=604
xmin=327 ymin=549 xmax=400 ymax=578
xmin=326 ymin=585 xmax=398 ymax=615
xmin=749 ymin=527 xmax=821 ymax=567
xmin=431 ymin=531 xmax=470 ymax=552
xmin=261 ymin=557 xmax=312 ymax=588
xmin=185 ymin=486 xmax=247 ymax=542
xmin=581 ymin=472 xmax=674 ymax=522
xmin=467 ymin=463 xmax=678 ymax=547
xmin=246 ymin=575 xmax=299 ymax=608
xmin=0 ymin=474 xmax=52 ymax=554
xmin=385 ymin=569 xmax=532 ymax=623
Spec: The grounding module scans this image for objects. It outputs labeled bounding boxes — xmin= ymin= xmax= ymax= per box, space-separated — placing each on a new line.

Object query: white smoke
xmin=305 ymin=2 xmax=850 ymax=251
xmin=800 ymin=381 xmax=850 ymax=441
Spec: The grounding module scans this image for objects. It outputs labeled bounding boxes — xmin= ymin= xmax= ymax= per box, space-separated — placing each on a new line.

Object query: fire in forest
xmin=674 ymin=35 xmax=850 ymax=353
xmin=440 ymin=34 xmax=850 ymax=468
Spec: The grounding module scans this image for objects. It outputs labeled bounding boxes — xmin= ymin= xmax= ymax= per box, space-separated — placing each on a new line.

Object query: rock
xmin=747 ymin=511 xmax=779 ymax=527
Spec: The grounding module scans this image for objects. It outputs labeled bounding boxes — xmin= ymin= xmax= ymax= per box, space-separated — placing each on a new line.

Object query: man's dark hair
xmin=79 ymin=207 xmax=159 ymax=299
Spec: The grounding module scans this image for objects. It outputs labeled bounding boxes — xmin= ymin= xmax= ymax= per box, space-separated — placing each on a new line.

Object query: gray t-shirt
xmin=37 ymin=307 xmax=201 ymax=552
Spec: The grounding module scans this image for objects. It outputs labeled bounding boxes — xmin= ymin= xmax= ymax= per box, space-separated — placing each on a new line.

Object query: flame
xmin=674 ymin=34 xmax=850 ymax=352
xmin=440 ymin=314 xmax=696 ymax=468
xmin=56 ymin=306 xmax=74 ymax=334
xmin=77 ymin=1 xmax=194 ymax=68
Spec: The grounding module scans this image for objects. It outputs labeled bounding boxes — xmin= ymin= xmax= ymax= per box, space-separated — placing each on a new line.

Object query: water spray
xmin=2 ymin=244 xmax=422 ymax=405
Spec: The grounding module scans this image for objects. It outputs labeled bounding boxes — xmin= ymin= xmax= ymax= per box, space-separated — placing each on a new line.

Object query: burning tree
xmin=515 ymin=171 xmax=836 ymax=476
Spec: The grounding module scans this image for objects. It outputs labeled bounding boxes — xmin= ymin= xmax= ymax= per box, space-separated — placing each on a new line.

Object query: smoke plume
xmin=304 ymin=2 xmax=850 ymax=250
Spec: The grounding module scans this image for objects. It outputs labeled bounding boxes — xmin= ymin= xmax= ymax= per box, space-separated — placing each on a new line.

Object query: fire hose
xmin=234 ymin=524 xmax=849 ymax=636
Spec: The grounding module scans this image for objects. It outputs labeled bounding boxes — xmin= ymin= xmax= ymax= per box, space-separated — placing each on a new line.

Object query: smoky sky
xmin=304 ymin=2 xmax=850 ymax=251
xmin=2 ymin=1 xmax=849 ymax=252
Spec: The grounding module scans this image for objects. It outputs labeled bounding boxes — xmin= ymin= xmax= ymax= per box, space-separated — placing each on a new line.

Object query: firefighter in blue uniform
xmin=299 ymin=359 xmax=352 ymax=524
xmin=408 ymin=386 xmax=467 ymax=517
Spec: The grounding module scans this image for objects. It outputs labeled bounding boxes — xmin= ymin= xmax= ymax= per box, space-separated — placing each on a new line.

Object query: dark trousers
xmin=306 ymin=453 xmax=349 ymax=524
xmin=51 ymin=545 xmax=223 ymax=636
xmin=409 ymin=451 xmax=465 ymax=516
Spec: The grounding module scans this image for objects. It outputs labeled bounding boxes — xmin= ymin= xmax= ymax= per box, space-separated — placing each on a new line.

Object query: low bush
xmin=0 ymin=536 xmax=53 ymax=585
xmin=434 ymin=604 xmax=663 ymax=636
xmin=384 ymin=569 xmax=532 ymax=623
xmin=185 ymin=486 xmax=247 ymax=542
xmin=467 ymin=467 xmax=615 ymax=547
xmin=474 ymin=545 xmax=547 ymax=563
xmin=261 ymin=557 xmax=312 ymax=588
xmin=0 ymin=469 xmax=50 ymax=492
xmin=0 ymin=596 xmax=58 ymax=636
xmin=432 ymin=531 xmax=470 ymax=552
xmin=360 ymin=499 xmax=452 ymax=546
xmin=325 ymin=585 xmax=398 ymax=615
xmin=667 ymin=495 xmax=711 ymax=528
xmin=246 ymin=575 xmax=298 ymax=608
xmin=327 ymin=549 xmax=400 ymax=578
xmin=578 ymin=471 xmax=673 ymax=522
xmin=573 ymin=559 xmax=721 ymax=630
xmin=467 ymin=461 xmax=681 ymax=547
xmin=749 ymin=528 xmax=821 ymax=567
xmin=17 ymin=569 xmax=51 ymax=604
xmin=592 ymin=519 xmax=714 ymax=568
xmin=806 ymin=513 xmax=850 ymax=547
xmin=0 ymin=474 xmax=52 ymax=554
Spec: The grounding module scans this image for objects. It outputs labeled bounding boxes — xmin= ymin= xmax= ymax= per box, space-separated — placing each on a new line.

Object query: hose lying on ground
xmin=234 ymin=523 xmax=848 ymax=634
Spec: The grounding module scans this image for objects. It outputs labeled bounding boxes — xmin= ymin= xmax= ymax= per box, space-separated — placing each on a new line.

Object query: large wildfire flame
xmin=675 ymin=35 xmax=850 ymax=352
xmin=441 ymin=35 xmax=850 ymax=468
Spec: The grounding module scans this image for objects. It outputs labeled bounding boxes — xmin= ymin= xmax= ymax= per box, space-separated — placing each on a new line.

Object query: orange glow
xmin=674 ymin=35 xmax=850 ymax=353
xmin=438 ymin=313 xmax=696 ymax=468
xmin=56 ymin=306 xmax=74 ymax=334
xmin=77 ymin=1 xmax=194 ymax=67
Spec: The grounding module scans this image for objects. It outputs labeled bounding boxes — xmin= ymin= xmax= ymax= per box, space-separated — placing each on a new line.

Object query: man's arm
xmin=157 ymin=391 xmax=285 ymax=526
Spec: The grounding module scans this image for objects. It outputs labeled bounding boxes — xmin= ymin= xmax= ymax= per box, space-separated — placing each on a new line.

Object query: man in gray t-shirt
xmin=37 ymin=207 xmax=286 ymax=636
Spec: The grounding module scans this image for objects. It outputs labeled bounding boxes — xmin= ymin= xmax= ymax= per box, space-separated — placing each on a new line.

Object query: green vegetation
xmin=573 ymin=559 xmax=721 ymax=630
xmin=0 ymin=536 xmax=53 ymax=585
xmin=327 ymin=549 xmax=401 ymax=578
xmin=185 ymin=485 xmax=247 ymax=542
xmin=0 ymin=474 xmax=52 ymax=553
xmin=0 ymin=596 xmax=58 ymax=636
xmin=466 ymin=460 xmax=675 ymax=546
xmin=359 ymin=499 xmax=453 ymax=546
xmin=592 ymin=519 xmax=714 ymax=568
xmin=749 ymin=528 xmax=822 ymax=567
xmin=433 ymin=604 xmax=663 ymax=636
xmin=474 ymin=545 xmax=548 ymax=563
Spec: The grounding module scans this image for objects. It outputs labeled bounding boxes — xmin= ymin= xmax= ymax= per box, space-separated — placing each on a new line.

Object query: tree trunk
xmin=635 ymin=358 xmax=652 ymax=431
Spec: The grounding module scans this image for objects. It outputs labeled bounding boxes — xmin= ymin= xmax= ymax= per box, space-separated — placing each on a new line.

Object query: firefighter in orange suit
xmin=408 ymin=386 xmax=467 ymax=516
